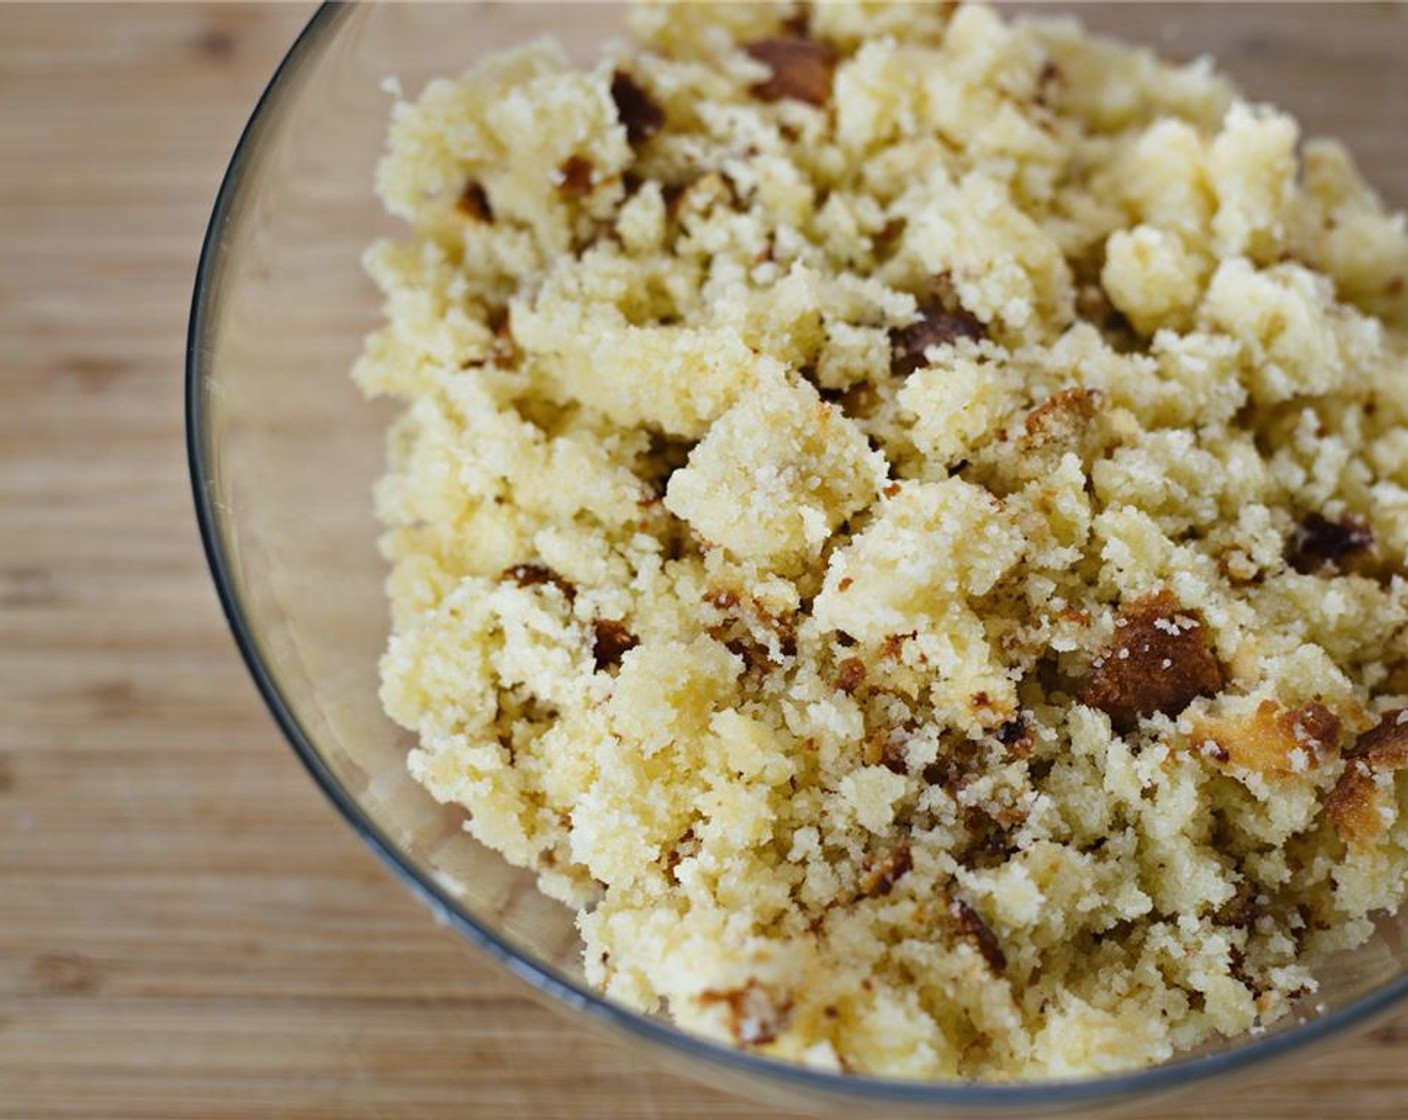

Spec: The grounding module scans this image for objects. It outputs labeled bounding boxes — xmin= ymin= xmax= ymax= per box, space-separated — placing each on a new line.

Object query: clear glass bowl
xmin=188 ymin=4 xmax=1408 ymax=1114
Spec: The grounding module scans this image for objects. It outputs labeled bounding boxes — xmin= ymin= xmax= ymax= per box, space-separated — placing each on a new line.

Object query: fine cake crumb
xmin=357 ymin=1 xmax=1408 ymax=1081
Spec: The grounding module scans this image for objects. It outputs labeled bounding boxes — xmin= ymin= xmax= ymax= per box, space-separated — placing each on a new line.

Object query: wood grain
xmin=2 ymin=4 xmax=1408 ymax=1118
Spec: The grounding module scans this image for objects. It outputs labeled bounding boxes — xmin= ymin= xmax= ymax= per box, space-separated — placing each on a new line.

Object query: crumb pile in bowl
xmin=355 ymin=1 xmax=1408 ymax=1079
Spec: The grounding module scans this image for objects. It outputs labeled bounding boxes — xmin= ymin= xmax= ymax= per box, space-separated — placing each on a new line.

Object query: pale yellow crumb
xmin=358 ymin=0 xmax=1408 ymax=1081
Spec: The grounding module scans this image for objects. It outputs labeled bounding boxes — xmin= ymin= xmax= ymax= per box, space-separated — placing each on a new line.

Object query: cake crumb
xmin=361 ymin=0 xmax=1408 ymax=1083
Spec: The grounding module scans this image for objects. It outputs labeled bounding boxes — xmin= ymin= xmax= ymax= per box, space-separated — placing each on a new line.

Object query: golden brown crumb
xmin=1195 ymin=700 xmax=1340 ymax=776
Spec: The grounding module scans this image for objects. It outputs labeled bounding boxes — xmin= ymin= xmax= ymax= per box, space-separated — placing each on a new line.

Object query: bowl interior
xmin=190 ymin=4 xmax=1408 ymax=1113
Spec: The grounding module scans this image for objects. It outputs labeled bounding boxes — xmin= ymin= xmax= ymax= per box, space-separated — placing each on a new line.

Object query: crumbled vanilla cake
xmin=355 ymin=1 xmax=1408 ymax=1080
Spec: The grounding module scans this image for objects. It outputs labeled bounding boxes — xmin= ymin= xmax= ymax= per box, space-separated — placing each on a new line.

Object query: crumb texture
xmin=359 ymin=1 xmax=1408 ymax=1080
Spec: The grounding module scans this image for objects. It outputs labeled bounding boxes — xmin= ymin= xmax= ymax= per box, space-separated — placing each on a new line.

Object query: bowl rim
xmin=187 ymin=1 xmax=1408 ymax=1108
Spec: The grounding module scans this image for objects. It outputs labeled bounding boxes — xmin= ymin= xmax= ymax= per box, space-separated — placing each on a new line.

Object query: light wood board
xmin=2 ymin=4 xmax=1408 ymax=1117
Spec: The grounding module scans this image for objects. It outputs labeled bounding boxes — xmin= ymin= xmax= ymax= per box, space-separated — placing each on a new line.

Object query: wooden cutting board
xmin=2 ymin=4 xmax=1407 ymax=1117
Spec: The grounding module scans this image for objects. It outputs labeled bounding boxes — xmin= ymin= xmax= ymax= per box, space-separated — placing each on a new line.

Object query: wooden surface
xmin=3 ymin=4 xmax=1408 ymax=1118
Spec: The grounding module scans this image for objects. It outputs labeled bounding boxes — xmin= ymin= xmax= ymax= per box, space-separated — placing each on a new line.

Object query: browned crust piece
xmin=1325 ymin=765 xmax=1381 ymax=852
xmin=1326 ymin=707 xmax=1408 ymax=850
xmin=1080 ymin=590 xmax=1224 ymax=725
xmin=1020 ymin=387 xmax=1103 ymax=450
xmin=698 ymin=980 xmax=793 ymax=1046
xmin=744 ymin=38 xmax=837 ymax=106
xmin=454 ymin=179 xmax=492 ymax=222
xmin=950 ymin=897 xmax=1006 ymax=973
xmin=503 ymin=563 xmax=576 ymax=601
xmin=611 ymin=70 xmax=665 ymax=145
xmin=554 ymin=154 xmax=595 ymax=199
xmin=858 ymin=840 xmax=912 ymax=898
xmin=1348 ymin=706 xmax=1408 ymax=769
xmin=1195 ymin=700 xmax=1341 ymax=777
xmin=592 ymin=619 xmax=639 ymax=670
xmin=834 ymin=656 xmax=867 ymax=694
xmin=1288 ymin=512 xmax=1374 ymax=575
xmin=997 ymin=717 xmax=1035 ymax=759
xmin=889 ymin=301 xmax=987 ymax=376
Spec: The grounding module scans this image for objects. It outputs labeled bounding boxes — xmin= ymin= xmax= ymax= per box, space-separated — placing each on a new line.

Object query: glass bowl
xmin=188 ymin=4 xmax=1408 ymax=1115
